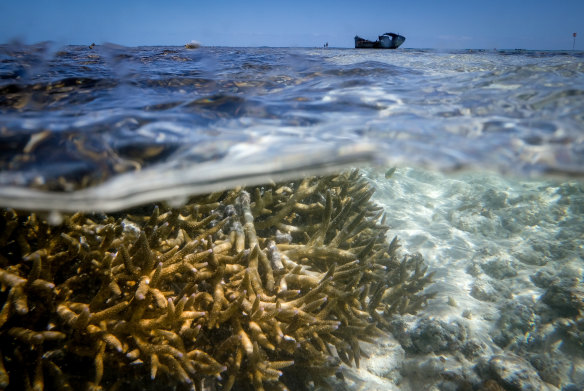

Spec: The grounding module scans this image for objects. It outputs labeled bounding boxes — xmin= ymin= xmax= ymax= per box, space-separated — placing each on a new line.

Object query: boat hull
xmin=354 ymin=33 xmax=405 ymax=49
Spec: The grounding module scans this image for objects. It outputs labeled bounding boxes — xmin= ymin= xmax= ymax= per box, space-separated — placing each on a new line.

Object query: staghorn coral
xmin=0 ymin=170 xmax=434 ymax=391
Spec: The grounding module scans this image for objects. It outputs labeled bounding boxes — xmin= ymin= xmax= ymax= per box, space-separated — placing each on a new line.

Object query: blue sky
xmin=1 ymin=0 xmax=582 ymax=49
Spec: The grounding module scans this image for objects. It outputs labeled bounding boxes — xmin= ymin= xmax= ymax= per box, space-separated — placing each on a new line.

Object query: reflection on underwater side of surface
xmin=1 ymin=45 xmax=584 ymax=201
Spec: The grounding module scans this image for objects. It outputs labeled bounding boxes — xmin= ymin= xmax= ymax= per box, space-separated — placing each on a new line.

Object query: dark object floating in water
xmin=354 ymin=33 xmax=405 ymax=49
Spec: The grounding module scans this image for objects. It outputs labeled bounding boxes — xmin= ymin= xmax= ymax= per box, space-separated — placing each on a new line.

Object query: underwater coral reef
xmin=0 ymin=171 xmax=434 ymax=390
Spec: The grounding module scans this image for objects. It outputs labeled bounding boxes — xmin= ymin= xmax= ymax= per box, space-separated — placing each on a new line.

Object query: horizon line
xmin=1 ymin=40 xmax=581 ymax=52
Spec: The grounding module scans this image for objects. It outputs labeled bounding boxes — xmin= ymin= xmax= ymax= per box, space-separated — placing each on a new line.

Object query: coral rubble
xmin=0 ymin=170 xmax=434 ymax=390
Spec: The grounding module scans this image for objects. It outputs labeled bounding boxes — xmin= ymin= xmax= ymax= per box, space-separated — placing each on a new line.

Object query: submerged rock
xmin=470 ymin=280 xmax=499 ymax=302
xmin=480 ymin=256 xmax=519 ymax=279
xmin=388 ymin=315 xmax=482 ymax=358
xmin=482 ymin=353 xmax=556 ymax=391
xmin=541 ymin=278 xmax=584 ymax=318
xmin=527 ymin=351 xmax=575 ymax=389
xmin=493 ymin=300 xmax=538 ymax=348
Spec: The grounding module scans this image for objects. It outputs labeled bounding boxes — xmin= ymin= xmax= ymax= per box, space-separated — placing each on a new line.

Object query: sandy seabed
xmin=339 ymin=167 xmax=584 ymax=391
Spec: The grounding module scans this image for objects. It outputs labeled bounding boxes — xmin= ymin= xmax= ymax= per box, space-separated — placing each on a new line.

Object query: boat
xmin=354 ymin=33 xmax=405 ymax=49
xmin=185 ymin=40 xmax=201 ymax=49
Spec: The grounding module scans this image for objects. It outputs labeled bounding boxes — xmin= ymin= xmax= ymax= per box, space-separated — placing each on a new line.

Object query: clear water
xmin=364 ymin=167 xmax=583 ymax=390
xmin=0 ymin=44 xmax=583 ymax=390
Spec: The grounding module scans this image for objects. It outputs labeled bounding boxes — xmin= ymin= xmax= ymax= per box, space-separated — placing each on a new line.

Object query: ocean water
xmin=1 ymin=45 xmax=583 ymax=209
xmin=0 ymin=44 xmax=583 ymax=390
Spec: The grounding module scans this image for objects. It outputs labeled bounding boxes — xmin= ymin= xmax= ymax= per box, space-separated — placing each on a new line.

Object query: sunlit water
xmin=0 ymin=44 xmax=583 ymax=390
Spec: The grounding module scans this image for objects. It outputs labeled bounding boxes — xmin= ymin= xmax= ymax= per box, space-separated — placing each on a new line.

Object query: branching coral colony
xmin=0 ymin=170 xmax=434 ymax=391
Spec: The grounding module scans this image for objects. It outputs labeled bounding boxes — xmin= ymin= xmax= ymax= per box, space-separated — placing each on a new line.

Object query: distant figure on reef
xmin=324 ymin=42 xmax=329 ymax=48
xmin=89 ymin=43 xmax=95 ymax=49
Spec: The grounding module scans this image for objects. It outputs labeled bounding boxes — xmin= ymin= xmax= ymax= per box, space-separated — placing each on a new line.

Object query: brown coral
xmin=0 ymin=170 xmax=434 ymax=390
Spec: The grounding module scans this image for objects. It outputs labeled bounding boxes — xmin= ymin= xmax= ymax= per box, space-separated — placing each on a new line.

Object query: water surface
xmin=1 ymin=45 xmax=583 ymax=210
